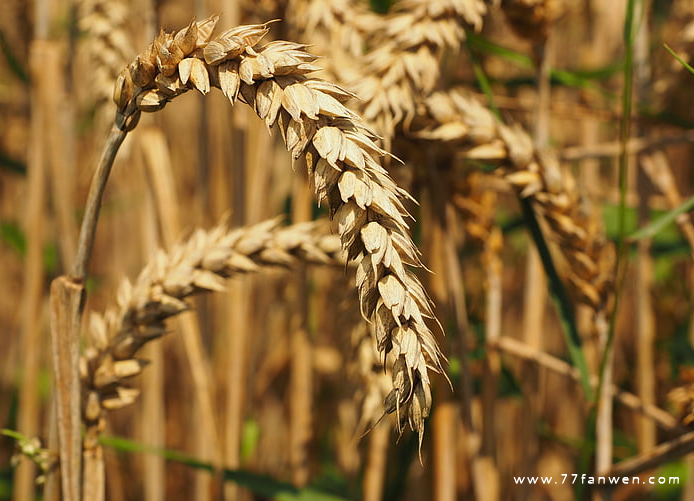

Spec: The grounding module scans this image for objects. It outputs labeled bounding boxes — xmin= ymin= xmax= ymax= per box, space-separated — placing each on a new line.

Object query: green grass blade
xmin=0 ymin=30 xmax=29 ymax=84
xmin=664 ymin=43 xmax=694 ymax=75
xmin=100 ymin=435 xmax=353 ymax=501
xmin=628 ymin=193 xmax=694 ymax=241
xmin=518 ymin=198 xmax=593 ymax=399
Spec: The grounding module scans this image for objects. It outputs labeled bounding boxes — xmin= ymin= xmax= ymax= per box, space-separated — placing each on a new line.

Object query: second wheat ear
xmin=77 ymin=16 xmax=447 ymax=445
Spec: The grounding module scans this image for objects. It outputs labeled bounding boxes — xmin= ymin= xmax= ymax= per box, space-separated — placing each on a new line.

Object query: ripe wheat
xmin=108 ymin=16 xmax=447 ymax=443
xmin=420 ymin=89 xmax=614 ymax=314
xmin=78 ymin=0 xmax=133 ymax=122
xmin=347 ymin=0 xmax=487 ymax=137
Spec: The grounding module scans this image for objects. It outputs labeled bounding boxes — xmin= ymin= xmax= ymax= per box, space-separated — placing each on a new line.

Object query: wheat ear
xmin=346 ymin=0 xmax=487 ymax=137
xmin=78 ymin=0 xmax=133 ymax=123
xmin=112 ymin=17 xmax=446 ymax=442
xmin=419 ymin=89 xmax=615 ymax=315
xmin=82 ymin=218 xmax=342 ymax=424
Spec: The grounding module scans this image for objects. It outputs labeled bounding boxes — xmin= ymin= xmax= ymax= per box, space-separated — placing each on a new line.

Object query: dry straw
xmin=109 ymin=15 xmax=447 ymax=443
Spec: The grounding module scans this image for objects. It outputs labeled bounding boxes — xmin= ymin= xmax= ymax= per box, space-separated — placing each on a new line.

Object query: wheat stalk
xmin=110 ymin=16 xmax=446 ymax=443
xmin=419 ymin=89 xmax=615 ymax=316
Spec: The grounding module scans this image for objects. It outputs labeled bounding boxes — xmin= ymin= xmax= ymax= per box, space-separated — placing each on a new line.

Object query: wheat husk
xmin=78 ymin=0 xmax=133 ymax=126
xmin=347 ymin=0 xmax=487 ymax=137
xmin=419 ymin=88 xmax=614 ymax=316
xmin=82 ymin=217 xmax=342 ymax=424
xmin=110 ymin=17 xmax=447 ymax=441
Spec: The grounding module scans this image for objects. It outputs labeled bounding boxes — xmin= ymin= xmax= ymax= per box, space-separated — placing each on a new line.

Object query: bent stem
xmin=51 ymin=124 xmax=128 ymax=501
xmin=73 ymin=127 xmax=128 ymax=280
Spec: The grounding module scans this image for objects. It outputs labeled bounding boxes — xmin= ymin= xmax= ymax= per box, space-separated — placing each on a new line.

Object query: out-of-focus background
xmin=2 ymin=0 xmax=694 ymax=500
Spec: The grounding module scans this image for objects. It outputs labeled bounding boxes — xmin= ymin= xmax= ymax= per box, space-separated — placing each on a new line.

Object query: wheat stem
xmin=601 ymin=430 xmax=694 ymax=483
xmin=73 ymin=127 xmax=128 ymax=280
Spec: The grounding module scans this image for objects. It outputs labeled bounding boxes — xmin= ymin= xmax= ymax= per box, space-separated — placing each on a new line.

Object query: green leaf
xmin=0 ymin=222 xmax=25 ymax=256
xmin=655 ymin=461 xmax=686 ymax=498
xmin=100 ymin=435 xmax=354 ymax=501
xmin=1 ymin=428 xmax=26 ymax=441
xmin=628 ymin=193 xmax=694 ymax=242
xmin=664 ymin=43 xmax=694 ymax=75
xmin=0 ymin=30 xmax=29 ymax=84
xmin=369 ymin=0 xmax=391 ymax=13
xmin=240 ymin=418 xmax=260 ymax=462
xmin=0 ymin=149 xmax=26 ymax=175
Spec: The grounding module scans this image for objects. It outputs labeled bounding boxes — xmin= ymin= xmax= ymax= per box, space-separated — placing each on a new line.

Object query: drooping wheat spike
xmin=113 ymin=17 xmax=447 ymax=443
xmin=78 ymin=0 xmax=133 ymax=124
xmin=81 ymin=218 xmax=343 ymax=427
xmin=345 ymin=0 xmax=487 ymax=138
xmin=419 ymin=89 xmax=614 ymax=315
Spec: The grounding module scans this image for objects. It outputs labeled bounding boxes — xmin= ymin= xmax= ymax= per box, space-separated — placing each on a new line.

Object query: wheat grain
xmin=81 ymin=217 xmax=342 ymax=424
xmin=111 ymin=17 xmax=447 ymax=443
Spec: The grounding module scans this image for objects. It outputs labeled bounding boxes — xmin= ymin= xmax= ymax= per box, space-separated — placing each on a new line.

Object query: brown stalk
xmin=635 ymin=164 xmax=656 ymax=455
xmin=137 ymin=129 xmax=168 ymax=501
xmin=45 ymin=51 xmax=77 ymax=269
xmin=601 ymin=430 xmax=694 ymax=481
xmin=489 ymin=336 xmax=680 ymax=432
xmin=14 ymin=39 xmax=51 ymax=501
xmin=50 ymin=277 xmax=84 ymax=501
xmin=60 ymin=124 xmax=128 ymax=501
xmin=362 ymin=420 xmax=391 ymax=501
xmin=433 ymin=401 xmax=457 ymax=501
xmin=223 ymin=117 xmax=248 ymax=501
xmin=289 ymin=176 xmax=313 ymax=486
xmin=561 ymin=131 xmax=694 ymax=162
xmin=454 ymin=172 xmax=503 ymax=501
xmin=640 ymin=152 xmax=694 ymax=256
xmin=440 ymin=201 xmax=486 ymax=501
xmin=138 ymin=126 xmax=223 ymax=496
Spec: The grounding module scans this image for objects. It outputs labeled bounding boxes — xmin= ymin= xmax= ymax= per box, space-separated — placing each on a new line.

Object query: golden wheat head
xmin=103 ymin=16 xmax=447 ymax=443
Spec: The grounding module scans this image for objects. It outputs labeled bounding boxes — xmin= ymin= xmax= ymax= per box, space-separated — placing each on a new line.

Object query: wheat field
xmin=2 ymin=1 xmax=694 ymax=500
